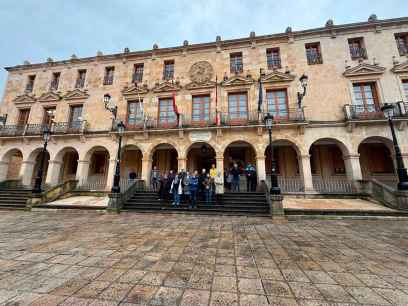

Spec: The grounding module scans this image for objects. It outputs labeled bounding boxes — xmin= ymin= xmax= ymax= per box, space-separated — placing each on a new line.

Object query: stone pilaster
xmin=177 ymin=157 xmax=186 ymax=172
xmin=141 ymin=157 xmax=152 ymax=186
xmin=256 ymin=155 xmax=266 ymax=182
xmin=45 ymin=160 xmax=62 ymax=186
xmin=20 ymin=160 xmax=35 ymax=186
xmin=76 ymin=160 xmax=90 ymax=185
xmin=106 ymin=159 xmax=117 ymax=191
xmin=0 ymin=161 xmax=9 ymax=181
xmin=343 ymin=154 xmax=363 ymax=182
xmin=216 ymin=154 xmax=224 ymax=193
xmin=298 ymin=154 xmax=314 ymax=192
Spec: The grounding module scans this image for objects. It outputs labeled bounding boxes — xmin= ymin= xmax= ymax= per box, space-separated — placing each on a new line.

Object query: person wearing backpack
xmin=189 ymin=170 xmax=199 ymax=209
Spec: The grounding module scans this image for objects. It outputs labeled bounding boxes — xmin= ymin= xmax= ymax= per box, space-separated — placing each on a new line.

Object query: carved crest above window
xmin=391 ymin=61 xmax=408 ymax=74
xmin=343 ymin=62 xmax=386 ymax=77
xmin=122 ymin=84 xmax=149 ymax=97
xmin=261 ymin=70 xmax=296 ymax=83
xmin=189 ymin=61 xmax=214 ymax=83
xmin=152 ymin=80 xmax=182 ymax=93
xmin=63 ymin=89 xmax=89 ymax=100
xmin=13 ymin=93 xmax=36 ymax=104
xmin=221 ymin=75 xmax=255 ymax=87
xmin=37 ymin=91 xmax=62 ymax=103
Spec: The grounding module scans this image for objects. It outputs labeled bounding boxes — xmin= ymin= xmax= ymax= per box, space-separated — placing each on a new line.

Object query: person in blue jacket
xmin=189 ymin=170 xmax=199 ymax=209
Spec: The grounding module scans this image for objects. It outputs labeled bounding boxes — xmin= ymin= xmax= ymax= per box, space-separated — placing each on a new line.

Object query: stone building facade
xmin=1 ymin=15 xmax=408 ymax=193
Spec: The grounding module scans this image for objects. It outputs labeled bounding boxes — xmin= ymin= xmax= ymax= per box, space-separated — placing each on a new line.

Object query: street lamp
xmin=104 ymin=93 xmax=117 ymax=119
xmin=381 ymin=103 xmax=408 ymax=191
xmin=111 ymin=121 xmax=126 ymax=193
xmin=264 ymin=113 xmax=281 ymax=195
xmin=297 ymin=74 xmax=309 ymax=109
xmin=33 ymin=125 xmax=51 ymax=194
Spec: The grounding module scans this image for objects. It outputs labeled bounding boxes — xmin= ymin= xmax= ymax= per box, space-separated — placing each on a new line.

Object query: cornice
xmin=4 ymin=16 xmax=408 ymax=73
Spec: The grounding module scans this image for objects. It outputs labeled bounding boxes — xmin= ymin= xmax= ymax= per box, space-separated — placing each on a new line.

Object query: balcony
xmin=397 ymin=43 xmax=408 ymax=56
xmin=230 ymin=63 xmax=243 ymax=74
xmin=50 ymin=80 xmax=59 ymax=91
xmin=103 ymin=76 xmax=114 ymax=85
xmin=307 ymin=53 xmax=323 ymax=65
xmin=344 ymin=104 xmax=384 ymax=120
xmin=267 ymin=58 xmax=282 ymax=70
xmin=349 ymin=46 xmax=367 ymax=60
xmin=0 ymin=121 xmax=86 ymax=138
xmin=132 ymin=73 xmax=143 ymax=83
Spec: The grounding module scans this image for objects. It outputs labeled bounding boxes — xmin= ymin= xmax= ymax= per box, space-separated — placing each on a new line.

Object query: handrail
xmin=0 ymin=179 xmax=25 ymax=189
xmin=29 ymin=180 xmax=78 ymax=206
xmin=108 ymin=179 xmax=145 ymax=212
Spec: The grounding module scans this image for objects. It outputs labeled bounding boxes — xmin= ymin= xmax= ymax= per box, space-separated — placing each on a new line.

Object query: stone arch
xmin=1 ymin=148 xmax=24 ymax=180
xmin=121 ymin=144 xmax=143 ymax=179
xmin=83 ymin=145 xmax=111 ymax=162
xmin=53 ymin=147 xmax=80 ymax=183
xmin=28 ymin=147 xmax=50 ymax=187
xmin=308 ymin=138 xmax=350 ymax=179
xmin=186 ymin=142 xmax=217 ymax=173
xmin=150 ymin=143 xmax=179 ymax=173
xmin=358 ymin=136 xmax=396 ymax=181
xmin=147 ymin=140 xmax=180 ymax=160
xmin=80 ymin=146 xmax=111 ymax=190
xmin=264 ymin=139 xmax=302 ymax=178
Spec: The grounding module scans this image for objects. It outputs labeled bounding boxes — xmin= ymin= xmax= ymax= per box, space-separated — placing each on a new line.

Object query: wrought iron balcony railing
xmin=344 ymin=104 xmax=384 ymax=120
xmin=25 ymin=84 xmax=33 ymax=93
xmin=132 ymin=73 xmax=143 ymax=83
xmin=349 ymin=46 xmax=367 ymax=59
xmin=307 ymin=53 xmax=323 ymax=65
xmin=0 ymin=121 xmax=87 ymax=137
xmin=267 ymin=58 xmax=282 ymax=70
xmin=103 ymin=75 xmax=114 ymax=85
xmin=75 ymin=78 xmax=85 ymax=89
xmin=230 ymin=63 xmax=243 ymax=74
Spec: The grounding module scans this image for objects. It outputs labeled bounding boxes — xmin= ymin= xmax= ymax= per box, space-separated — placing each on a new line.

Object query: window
xmin=352 ymin=82 xmax=380 ymax=113
xmin=230 ymin=52 xmax=243 ymax=74
xmin=43 ymin=107 xmax=56 ymax=126
xmin=266 ymin=48 xmax=281 ymax=69
xmin=192 ymin=95 xmax=210 ymax=123
xmin=133 ymin=64 xmax=144 ymax=83
xmin=395 ymin=33 xmax=408 ymax=56
xmin=228 ymin=93 xmax=247 ymax=121
xmin=158 ymin=98 xmax=176 ymax=126
xmin=103 ymin=67 xmax=115 ymax=85
xmin=266 ymin=89 xmax=288 ymax=119
xmin=25 ymin=75 xmax=35 ymax=93
xmin=127 ymin=100 xmax=143 ymax=125
xmin=50 ymin=72 xmax=61 ymax=91
xmin=163 ymin=60 xmax=174 ymax=80
xmin=18 ymin=109 xmax=30 ymax=126
xmin=69 ymin=105 xmax=83 ymax=129
xmin=348 ymin=37 xmax=367 ymax=60
xmin=75 ymin=70 xmax=86 ymax=88
xmin=403 ymin=80 xmax=408 ymax=100
xmin=305 ymin=42 xmax=323 ymax=65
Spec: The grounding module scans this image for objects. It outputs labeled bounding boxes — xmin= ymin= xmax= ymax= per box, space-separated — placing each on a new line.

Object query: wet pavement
xmin=0 ymin=211 xmax=407 ymax=305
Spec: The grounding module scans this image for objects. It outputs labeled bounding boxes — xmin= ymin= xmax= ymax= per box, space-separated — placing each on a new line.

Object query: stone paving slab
xmin=42 ymin=196 xmax=109 ymax=207
xmin=283 ymin=198 xmax=396 ymax=211
xmin=0 ymin=211 xmax=407 ymax=305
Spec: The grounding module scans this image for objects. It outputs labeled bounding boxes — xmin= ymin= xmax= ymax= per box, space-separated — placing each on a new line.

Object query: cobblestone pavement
xmin=0 ymin=212 xmax=407 ymax=306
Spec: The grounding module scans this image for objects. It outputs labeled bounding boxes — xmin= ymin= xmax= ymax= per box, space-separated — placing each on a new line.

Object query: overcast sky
xmin=0 ymin=0 xmax=407 ymax=98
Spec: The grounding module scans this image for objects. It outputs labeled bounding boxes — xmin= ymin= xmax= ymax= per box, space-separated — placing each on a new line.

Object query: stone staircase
xmin=0 ymin=187 xmax=31 ymax=210
xmin=122 ymin=191 xmax=270 ymax=216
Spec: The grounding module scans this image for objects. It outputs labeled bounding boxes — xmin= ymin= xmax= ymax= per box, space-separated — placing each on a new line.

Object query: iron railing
xmin=265 ymin=176 xmax=304 ymax=193
xmin=312 ymin=176 xmax=353 ymax=193
xmin=349 ymin=47 xmax=367 ymax=59
xmin=25 ymin=84 xmax=34 ymax=93
xmin=103 ymin=75 xmax=114 ymax=85
xmin=76 ymin=176 xmax=108 ymax=191
xmin=267 ymin=57 xmax=281 ymax=70
xmin=0 ymin=124 xmax=26 ymax=137
xmin=52 ymin=121 xmax=84 ymax=134
xmin=307 ymin=53 xmax=323 ymax=65
xmin=221 ymin=111 xmax=260 ymax=126
xmin=0 ymin=121 xmax=86 ymax=137
xmin=230 ymin=63 xmax=243 ymax=74
xmin=132 ymin=73 xmax=143 ymax=83
xmin=344 ymin=104 xmax=384 ymax=120
xmin=25 ymin=124 xmax=47 ymax=136
xmin=75 ymin=78 xmax=85 ymax=89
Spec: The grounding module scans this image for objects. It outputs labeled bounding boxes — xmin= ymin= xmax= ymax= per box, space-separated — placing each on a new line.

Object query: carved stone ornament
xmin=189 ymin=61 xmax=214 ymax=84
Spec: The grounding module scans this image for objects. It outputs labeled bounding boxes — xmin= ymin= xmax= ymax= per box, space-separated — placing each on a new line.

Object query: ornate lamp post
xmin=264 ymin=113 xmax=281 ymax=195
xmin=381 ymin=103 xmax=408 ymax=191
xmin=33 ymin=125 xmax=51 ymax=194
xmin=103 ymin=94 xmax=126 ymax=193
xmin=297 ymin=74 xmax=309 ymax=109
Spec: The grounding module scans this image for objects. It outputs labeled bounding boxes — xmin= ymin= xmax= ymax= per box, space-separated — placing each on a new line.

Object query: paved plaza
xmin=0 ymin=212 xmax=407 ymax=305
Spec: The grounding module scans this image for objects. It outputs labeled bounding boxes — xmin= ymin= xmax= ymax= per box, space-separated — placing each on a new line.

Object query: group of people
xmin=224 ymin=163 xmax=257 ymax=192
xmin=150 ymin=165 xmax=223 ymax=208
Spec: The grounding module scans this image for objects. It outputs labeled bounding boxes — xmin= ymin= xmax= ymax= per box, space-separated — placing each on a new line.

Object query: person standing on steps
xmin=170 ymin=171 xmax=183 ymax=206
xmin=189 ymin=170 xmax=199 ymax=209
xmin=230 ymin=163 xmax=241 ymax=192
xmin=151 ymin=166 xmax=160 ymax=192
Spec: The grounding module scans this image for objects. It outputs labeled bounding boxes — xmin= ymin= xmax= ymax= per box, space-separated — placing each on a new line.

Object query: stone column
xmin=256 ymin=155 xmax=266 ymax=182
xmin=0 ymin=161 xmax=8 ymax=181
xmin=76 ymin=160 xmax=90 ymax=186
xmin=20 ymin=160 xmax=35 ymax=186
xmin=343 ymin=154 xmax=363 ymax=181
xmin=178 ymin=157 xmax=186 ymax=172
xmin=45 ymin=160 xmax=62 ymax=186
xmin=216 ymin=155 xmax=224 ymax=194
xmin=106 ymin=159 xmax=117 ymax=191
xmin=298 ymin=154 xmax=314 ymax=192
xmin=141 ymin=157 xmax=152 ymax=187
